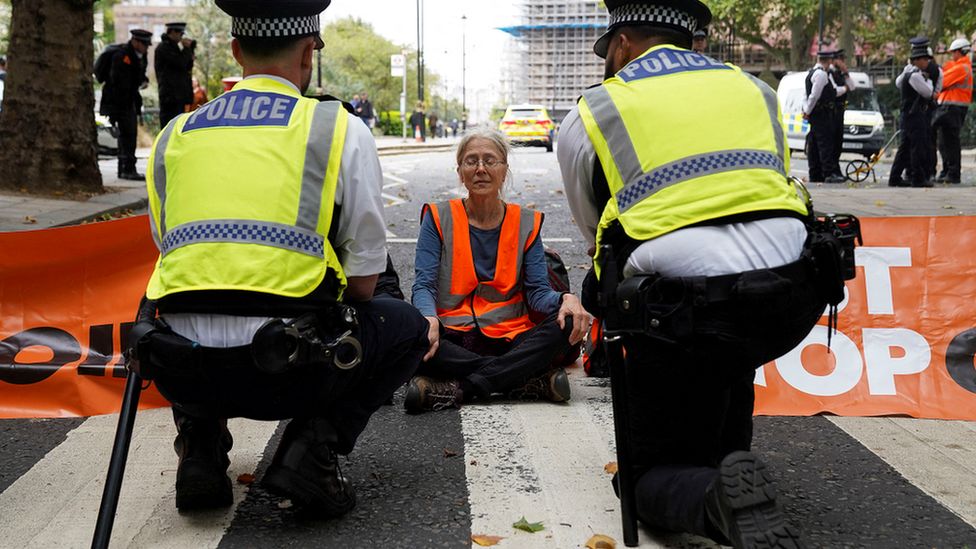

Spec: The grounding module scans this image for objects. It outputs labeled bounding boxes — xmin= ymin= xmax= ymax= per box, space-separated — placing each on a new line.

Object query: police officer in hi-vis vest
xmin=803 ymin=48 xmax=847 ymax=183
xmin=557 ymin=0 xmax=828 ymax=545
xmin=140 ymin=0 xmax=429 ymax=516
xmin=934 ymin=38 xmax=973 ymax=184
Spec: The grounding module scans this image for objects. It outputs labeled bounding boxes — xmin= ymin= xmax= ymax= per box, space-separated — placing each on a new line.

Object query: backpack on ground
xmin=94 ymin=44 xmax=124 ymax=84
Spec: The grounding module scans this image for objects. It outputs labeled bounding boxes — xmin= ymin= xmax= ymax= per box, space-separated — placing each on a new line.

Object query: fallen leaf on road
xmin=236 ymin=473 xmax=256 ymax=485
xmin=277 ymin=499 xmax=293 ymax=509
xmin=470 ymin=459 xmax=478 ymax=466
xmin=585 ymin=533 xmax=617 ymax=548
xmin=471 ymin=534 xmax=504 ymax=546
xmin=604 ymin=461 xmax=618 ymax=474
xmin=24 ymin=216 xmax=37 ymax=224
xmin=874 ymin=200 xmax=886 ymax=207
xmin=443 ymin=448 xmax=458 ymax=458
xmin=525 ymin=202 xmax=537 ymax=209
xmin=943 ymin=205 xmax=955 ymax=209
xmin=513 ymin=516 xmax=545 ymax=533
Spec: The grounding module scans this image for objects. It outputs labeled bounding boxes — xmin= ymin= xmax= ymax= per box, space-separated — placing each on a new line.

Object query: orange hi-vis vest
xmin=424 ymin=199 xmax=543 ymax=340
xmin=939 ymin=55 xmax=973 ymax=107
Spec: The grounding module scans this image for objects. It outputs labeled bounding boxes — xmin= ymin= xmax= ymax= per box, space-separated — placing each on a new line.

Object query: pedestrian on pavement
xmin=427 ymin=111 xmax=439 ymax=140
xmin=139 ymin=0 xmax=429 ymax=516
xmin=450 ymin=118 xmax=459 ymax=137
xmin=356 ymin=91 xmax=374 ymax=127
xmin=189 ymin=77 xmax=208 ymax=111
xmin=804 ymin=48 xmax=847 ymax=183
xmin=350 ymin=93 xmax=361 ymax=111
xmin=933 ymin=38 xmax=972 ymax=184
xmin=889 ymin=37 xmax=937 ymax=187
xmin=0 ymin=55 xmax=7 ymax=81
xmin=409 ymin=101 xmax=426 ymax=142
xmin=829 ymin=50 xmax=856 ymax=180
xmin=405 ymin=127 xmax=591 ymax=414
xmin=691 ymin=27 xmax=707 ymax=54
xmin=557 ymin=0 xmax=829 ymax=546
xmin=99 ymin=29 xmax=152 ymax=181
xmin=155 ymin=22 xmax=196 ymax=128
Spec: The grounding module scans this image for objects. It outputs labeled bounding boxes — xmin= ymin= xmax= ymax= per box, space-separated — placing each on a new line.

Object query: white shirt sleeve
xmin=334 ymin=111 xmax=388 ymax=277
xmin=909 ymin=71 xmax=934 ymax=99
xmin=895 ymin=65 xmax=914 ymax=89
xmin=802 ymin=69 xmax=828 ymax=115
xmin=556 ymin=106 xmax=600 ymax=247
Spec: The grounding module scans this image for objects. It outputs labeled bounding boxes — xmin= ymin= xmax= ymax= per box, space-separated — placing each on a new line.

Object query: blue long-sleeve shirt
xmin=412 ymin=210 xmax=562 ymax=319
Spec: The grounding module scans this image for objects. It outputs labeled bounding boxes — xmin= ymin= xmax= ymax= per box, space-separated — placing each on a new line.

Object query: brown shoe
xmin=403 ymin=376 xmax=463 ymax=414
xmin=508 ymin=368 xmax=571 ymax=403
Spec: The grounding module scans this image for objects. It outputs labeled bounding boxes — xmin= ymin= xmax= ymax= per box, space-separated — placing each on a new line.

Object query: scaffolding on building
xmin=498 ymin=0 xmax=607 ymax=122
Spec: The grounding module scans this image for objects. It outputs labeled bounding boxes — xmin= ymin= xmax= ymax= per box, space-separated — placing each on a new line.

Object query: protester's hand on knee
xmin=557 ymin=293 xmax=592 ymax=345
xmin=423 ymin=316 xmax=441 ymax=362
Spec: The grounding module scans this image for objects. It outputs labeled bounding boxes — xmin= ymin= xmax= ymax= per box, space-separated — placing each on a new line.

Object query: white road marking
xmin=462 ymin=367 xmax=718 ymax=548
xmin=0 ymin=408 xmax=277 ymax=548
xmin=828 ymin=416 xmax=976 ymax=528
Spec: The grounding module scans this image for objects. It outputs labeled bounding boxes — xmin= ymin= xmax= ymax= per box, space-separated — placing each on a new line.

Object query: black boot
xmin=262 ymin=417 xmax=356 ymax=517
xmin=704 ymin=451 xmax=803 ymax=548
xmin=173 ymin=409 xmax=234 ymax=511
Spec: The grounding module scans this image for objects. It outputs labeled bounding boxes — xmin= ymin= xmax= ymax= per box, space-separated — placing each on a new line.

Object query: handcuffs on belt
xmin=251 ymin=305 xmax=363 ymax=374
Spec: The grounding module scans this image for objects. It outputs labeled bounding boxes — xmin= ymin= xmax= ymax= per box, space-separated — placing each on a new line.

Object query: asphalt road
xmin=2 ymin=148 xmax=975 ymax=548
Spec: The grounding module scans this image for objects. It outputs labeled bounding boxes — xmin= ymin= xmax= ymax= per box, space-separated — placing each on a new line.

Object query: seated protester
xmin=141 ymin=0 xmax=429 ymax=516
xmin=405 ymin=127 xmax=592 ymax=413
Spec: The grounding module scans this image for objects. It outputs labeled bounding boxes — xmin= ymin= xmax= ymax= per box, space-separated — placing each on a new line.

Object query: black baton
xmin=91 ymin=297 xmax=155 ymax=549
xmin=599 ymin=245 xmax=639 ymax=547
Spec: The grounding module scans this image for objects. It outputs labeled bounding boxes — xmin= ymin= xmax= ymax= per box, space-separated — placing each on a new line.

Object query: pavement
xmin=0 ymin=135 xmax=456 ymax=233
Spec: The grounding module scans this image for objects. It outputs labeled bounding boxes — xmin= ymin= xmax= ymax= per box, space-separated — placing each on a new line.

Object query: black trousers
xmin=890 ymin=110 xmax=934 ymax=186
xmin=154 ymin=296 xmax=429 ymax=455
xmin=934 ymin=105 xmax=968 ymax=181
xmin=416 ymin=313 xmax=574 ymax=399
xmin=110 ymin=106 xmax=138 ymax=174
xmin=806 ymin=110 xmax=835 ymax=181
xmin=830 ymin=106 xmax=845 ymax=177
xmin=159 ymin=101 xmax=186 ymax=129
xmin=621 ymin=266 xmax=826 ymax=538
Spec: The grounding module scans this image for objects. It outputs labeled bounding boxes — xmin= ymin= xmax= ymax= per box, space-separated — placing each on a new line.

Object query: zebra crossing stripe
xmin=0 ymin=409 xmax=276 ymax=548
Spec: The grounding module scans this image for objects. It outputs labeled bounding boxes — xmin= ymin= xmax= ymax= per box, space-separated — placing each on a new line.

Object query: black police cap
xmin=130 ymin=29 xmax=153 ymax=44
xmin=693 ymin=28 xmax=708 ymax=39
xmin=165 ymin=22 xmax=187 ymax=32
xmin=216 ymin=0 xmax=330 ymax=42
xmin=594 ymin=0 xmax=712 ymax=58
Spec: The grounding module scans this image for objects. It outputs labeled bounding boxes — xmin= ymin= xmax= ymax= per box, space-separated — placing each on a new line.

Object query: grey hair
xmin=455 ymin=125 xmax=513 ymax=198
xmin=455 ymin=125 xmax=511 ymax=166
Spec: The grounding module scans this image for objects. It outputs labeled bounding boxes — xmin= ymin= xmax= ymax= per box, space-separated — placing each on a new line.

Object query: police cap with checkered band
xmin=594 ymin=0 xmax=712 ymax=59
xmin=215 ymin=0 xmax=330 ymax=48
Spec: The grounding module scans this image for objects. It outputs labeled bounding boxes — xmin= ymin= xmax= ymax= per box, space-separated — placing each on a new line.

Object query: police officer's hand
xmin=181 ymin=38 xmax=196 ymax=49
xmin=557 ymin=293 xmax=592 ymax=345
xmin=423 ymin=315 xmax=440 ymax=362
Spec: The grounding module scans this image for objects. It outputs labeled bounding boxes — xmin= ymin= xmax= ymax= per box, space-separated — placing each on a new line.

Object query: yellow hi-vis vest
xmin=579 ymin=45 xmax=808 ymax=277
xmin=145 ymin=76 xmax=348 ymax=300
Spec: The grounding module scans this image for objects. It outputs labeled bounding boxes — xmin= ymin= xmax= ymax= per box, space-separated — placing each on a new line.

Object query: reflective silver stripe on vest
xmin=433 ymin=202 xmax=466 ymax=310
xmin=480 ymin=301 xmax=529 ymax=326
xmin=440 ymin=314 xmax=474 ymax=327
xmin=616 ymin=149 xmax=784 ymax=213
xmin=151 ymin=117 xmax=179 ymax=244
xmin=743 ymin=72 xmax=786 ymax=161
xmin=297 ymin=101 xmax=342 ymax=230
xmin=160 ymin=219 xmax=324 ymax=257
xmin=582 ymin=85 xmax=645 ymax=185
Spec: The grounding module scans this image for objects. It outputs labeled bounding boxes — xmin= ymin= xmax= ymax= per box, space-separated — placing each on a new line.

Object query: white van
xmin=777 ymin=71 xmax=886 ymax=158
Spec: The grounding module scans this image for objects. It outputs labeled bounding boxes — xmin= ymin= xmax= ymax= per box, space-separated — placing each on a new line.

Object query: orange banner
xmin=1 ymin=215 xmax=975 ymax=419
xmin=0 ymin=216 xmax=169 ymax=417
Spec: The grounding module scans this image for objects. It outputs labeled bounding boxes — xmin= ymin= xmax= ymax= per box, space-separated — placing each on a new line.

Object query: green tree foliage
xmin=0 ymin=0 xmax=10 ymax=53
xmin=185 ymin=0 xmax=237 ymax=100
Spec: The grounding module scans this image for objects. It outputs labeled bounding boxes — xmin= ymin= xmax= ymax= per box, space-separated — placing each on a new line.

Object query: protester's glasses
xmin=461 ymin=158 xmax=506 ymax=169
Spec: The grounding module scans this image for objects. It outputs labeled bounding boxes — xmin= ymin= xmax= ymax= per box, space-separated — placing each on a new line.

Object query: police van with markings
xmin=777 ymin=71 xmax=886 ymax=159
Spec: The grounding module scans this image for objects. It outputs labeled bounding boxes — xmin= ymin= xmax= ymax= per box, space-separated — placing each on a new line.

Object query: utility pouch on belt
xmin=611 ymin=274 xmax=693 ymax=344
xmin=804 ymin=213 xmax=862 ymax=306
xmin=251 ymin=307 xmax=362 ymax=374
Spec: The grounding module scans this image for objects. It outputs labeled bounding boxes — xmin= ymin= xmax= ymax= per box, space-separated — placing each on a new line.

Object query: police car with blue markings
xmin=777 ymin=71 xmax=886 ymax=159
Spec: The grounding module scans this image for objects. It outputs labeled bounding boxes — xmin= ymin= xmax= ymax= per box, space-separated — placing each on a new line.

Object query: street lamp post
xmin=417 ymin=0 xmax=425 ymax=103
xmin=461 ymin=14 xmax=467 ymax=130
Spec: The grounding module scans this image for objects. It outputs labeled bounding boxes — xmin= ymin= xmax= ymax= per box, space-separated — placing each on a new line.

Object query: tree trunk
xmin=840 ymin=0 xmax=855 ymax=60
xmin=920 ymin=0 xmax=945 ymax=44
xmin=0 ymin=0 xmax=101 ymax=194
xmin=789 ymin=16 xmax=813 ymax=71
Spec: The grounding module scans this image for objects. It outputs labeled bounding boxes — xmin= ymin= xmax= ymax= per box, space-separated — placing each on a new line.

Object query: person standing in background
xmin=100 ymin=29 xmax=152 ymax=181
xmin=189 ymin=77 xmax=208 ymax=111
xmin=155 ymin=22 xmax=196 ymax=128
xmin=933 ymin=38 xmax=972 ymax=184
xmin=691 ymin=28 xmax=707 ymax=54
xmin=828 ymin=50 xmax=856 ymax=181
xmin=357 ymin=91 xmax=374 ymax=127
xmin=0 ymin=56 xmax=7 ymax=81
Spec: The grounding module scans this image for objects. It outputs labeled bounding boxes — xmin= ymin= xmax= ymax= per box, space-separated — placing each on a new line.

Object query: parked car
xmin=498 ymin=104 xmax=555 ymax=152
xmin=777 ymin=71 xmax=886 ymax=159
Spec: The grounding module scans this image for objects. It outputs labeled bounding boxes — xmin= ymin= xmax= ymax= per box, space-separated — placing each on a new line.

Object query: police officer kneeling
xmin=133 ymin=0 xmax=429 ymax=515
xmin=558 ymin=0 xmax=842 ymax=546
